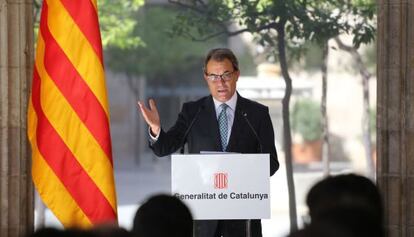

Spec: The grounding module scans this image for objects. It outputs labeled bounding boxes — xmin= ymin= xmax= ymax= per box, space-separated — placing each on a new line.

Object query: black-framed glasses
xmin=205 ymin=71 xmax=236 ymax=82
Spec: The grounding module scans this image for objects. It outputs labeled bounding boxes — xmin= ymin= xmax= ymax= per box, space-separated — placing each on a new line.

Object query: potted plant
xmin=290 ymin=99 xmax=323 ymax=163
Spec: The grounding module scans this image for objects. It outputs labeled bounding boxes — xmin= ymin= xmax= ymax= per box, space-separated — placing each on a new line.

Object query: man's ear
xmin=235 ymin=70 xmax=240 ymax=81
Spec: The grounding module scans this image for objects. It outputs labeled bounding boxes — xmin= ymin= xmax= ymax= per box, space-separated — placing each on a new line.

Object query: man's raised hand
xmin=137 ymin=99 xmax=161 ymax=136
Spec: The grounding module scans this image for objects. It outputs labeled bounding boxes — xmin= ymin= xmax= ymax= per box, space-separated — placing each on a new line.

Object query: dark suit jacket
xmin=150 ymin=93 xmax=279 ymax=237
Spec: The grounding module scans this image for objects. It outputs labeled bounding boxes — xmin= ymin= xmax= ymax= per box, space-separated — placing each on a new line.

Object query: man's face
xmin=204 ymin=59 xmax=239 ymax=102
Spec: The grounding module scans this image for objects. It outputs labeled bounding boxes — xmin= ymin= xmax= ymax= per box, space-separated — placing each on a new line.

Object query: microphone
xmin=240 ymin=110 xmax=263 ymax=153
xmin=179 ymin=105 xmax=204 ymax=154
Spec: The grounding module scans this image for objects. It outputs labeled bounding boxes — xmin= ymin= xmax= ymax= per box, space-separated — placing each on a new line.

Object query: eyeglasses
xmin=205 ymin=71 xmax=236 ymax=82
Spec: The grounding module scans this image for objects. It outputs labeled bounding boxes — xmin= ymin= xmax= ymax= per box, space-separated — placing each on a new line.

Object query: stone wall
xmin=377 ymin=0 xmax=414 ymax=236
xmin=0 ymin=0 xmax=34 ymax=236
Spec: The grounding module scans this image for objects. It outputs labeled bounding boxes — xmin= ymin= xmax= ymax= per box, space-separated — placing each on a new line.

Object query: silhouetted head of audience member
xmin=28 ymin=227 xmax=63 ymax=237
xmin=288 ymin=221 xmax=354 ymax=237
xmin=305 ymin=173 xmax=383 ymax=237
xmin=91 ymin=224 xmax=132 ymax=237
xmin=28 ymin=227 xmax=97 ymax=237
xmin=132 ymin=194 xmax=193 ymax=237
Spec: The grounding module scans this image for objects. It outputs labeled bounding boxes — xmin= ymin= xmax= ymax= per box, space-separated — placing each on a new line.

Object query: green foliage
xmin=99 ymin=0 xmax=144 ymax=49
xmin=348 ymin=0 xmax=376 ymax=48
xmin=105 ymin=6 xmax=224 ymax=80
xmin=299 ymin=42 xmax=324 ymax=71
xmin=365 ymin=42 xmax=376 ymax=70
xmin=33 ymin=0 xmax=144 ymax=50
xmin=169 ymin=0 xmax=376 ymax=59
xmin=291 ymin=100 xmax=323 ymax=142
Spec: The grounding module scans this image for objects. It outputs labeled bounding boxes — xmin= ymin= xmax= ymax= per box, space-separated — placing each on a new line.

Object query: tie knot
xmin=220 ymin=103 xmax=228 ymax=111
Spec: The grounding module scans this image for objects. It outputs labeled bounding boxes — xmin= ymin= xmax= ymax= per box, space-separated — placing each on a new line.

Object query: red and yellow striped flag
xmin=28 ymin=0 xmax=117 ymax=227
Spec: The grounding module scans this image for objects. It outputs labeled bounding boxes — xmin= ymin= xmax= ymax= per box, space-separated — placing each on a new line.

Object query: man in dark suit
xmin=138 ymin=48 xmax=279 ymax=237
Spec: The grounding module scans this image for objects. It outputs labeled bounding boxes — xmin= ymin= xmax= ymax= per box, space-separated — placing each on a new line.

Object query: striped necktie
xmin=218 ymin=103 xmax=228 ymax=151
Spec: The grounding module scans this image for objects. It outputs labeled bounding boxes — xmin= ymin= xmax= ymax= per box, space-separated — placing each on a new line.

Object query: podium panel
xmin=171 ymin=154 xmax=270 ymax=220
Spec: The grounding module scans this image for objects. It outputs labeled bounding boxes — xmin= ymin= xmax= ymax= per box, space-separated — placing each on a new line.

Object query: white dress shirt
xmin=212 ymin=91 xmax=237 ymax=144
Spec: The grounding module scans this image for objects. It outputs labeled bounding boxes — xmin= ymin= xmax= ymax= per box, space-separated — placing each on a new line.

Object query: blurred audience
xmin=289 ymin=221 xmax=354 ymax=237
xmin=91 ymin=225 xmax=131 ymax=237
xmin=289 ymin=173 xmax=384 ymax=237
xmin=132 ymin=194 xmax=193 ymax=237
xmin=30 ymin=180 xmax=383 ymax=237
xmin=29 ymin=224 xmax=131 ymax=237
xmin=28 ymin=194 xmax=192 ymax=237
xmin=28 ymin=227 xmax=97 ymax=237
xmin=28 ymin=227 xmax=64 ymax=237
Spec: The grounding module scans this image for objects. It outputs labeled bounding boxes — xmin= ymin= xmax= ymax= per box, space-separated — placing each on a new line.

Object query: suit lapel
xmin=227 ymin=94 xmax=244 ymax=152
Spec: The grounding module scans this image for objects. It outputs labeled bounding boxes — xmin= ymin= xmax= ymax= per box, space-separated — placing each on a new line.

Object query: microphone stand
xmin=240 ymin=110 xmax=263 ymax=237
xmin=180 ymin=106 xmax=203 ymax=154
xmin=240 ymin=110 xmax=263 ymax=153
xmin=246 ymin=219 xmax=251 ymax=237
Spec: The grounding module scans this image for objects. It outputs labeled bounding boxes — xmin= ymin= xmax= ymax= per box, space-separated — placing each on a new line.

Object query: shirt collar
xmin=212 ymin=91 xmax=237 ymax=112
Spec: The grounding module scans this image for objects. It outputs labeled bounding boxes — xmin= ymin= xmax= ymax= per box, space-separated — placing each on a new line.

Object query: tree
xmin=304 ymin=0 xmax=376 ymax=178
xmin=99 ymin=0 xmax=144 ymax=49
xmin=33 ymin=0 xmax=145 ymax=49
xmin=308 ymin=0 xmax=376 ymax=178
xmin=105 ymin=5 xmax=224 ymax=94
xmin=334 ymin=0 xmax=376 ymax=179
xmin=168 ymin=0 xmax=350 ymax=232
xmin=334 ymin=37 xmax=376 ymax=178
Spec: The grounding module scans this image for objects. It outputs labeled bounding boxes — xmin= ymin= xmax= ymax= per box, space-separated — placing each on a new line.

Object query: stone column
xmin=0 ymin=0 xmax=34 ymax=236
xmin=377 ymin=0 xmax=414 ymax=236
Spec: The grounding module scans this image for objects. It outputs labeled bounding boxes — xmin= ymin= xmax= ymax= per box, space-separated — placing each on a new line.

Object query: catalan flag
xmin=28 ymin=0 xmax=117 ymax=227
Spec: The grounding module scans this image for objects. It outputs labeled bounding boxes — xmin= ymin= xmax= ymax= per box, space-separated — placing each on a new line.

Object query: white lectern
xmin=171 ymin=153 xmax=271 ymax=237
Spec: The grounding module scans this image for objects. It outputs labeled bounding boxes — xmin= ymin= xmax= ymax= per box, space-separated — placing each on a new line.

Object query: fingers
xmin=149 ymin=99 xmax=158 ymax=113
xmin=137 ymin=99 xmax=161 ymax=136
xmin=138 ymin=99 xmax=157 ymax=113
xmin=137 ymin=99 xmax=159 ymax=123
xmin=137 ymin=101 xmax=143 ymax=111
xmin=137 ymin=101 xmax=148 ymax=116
xmin=137 ymin=101 xmax=145 ymax=110
xmin=137 ymin=100 xmax=151 ymax=121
